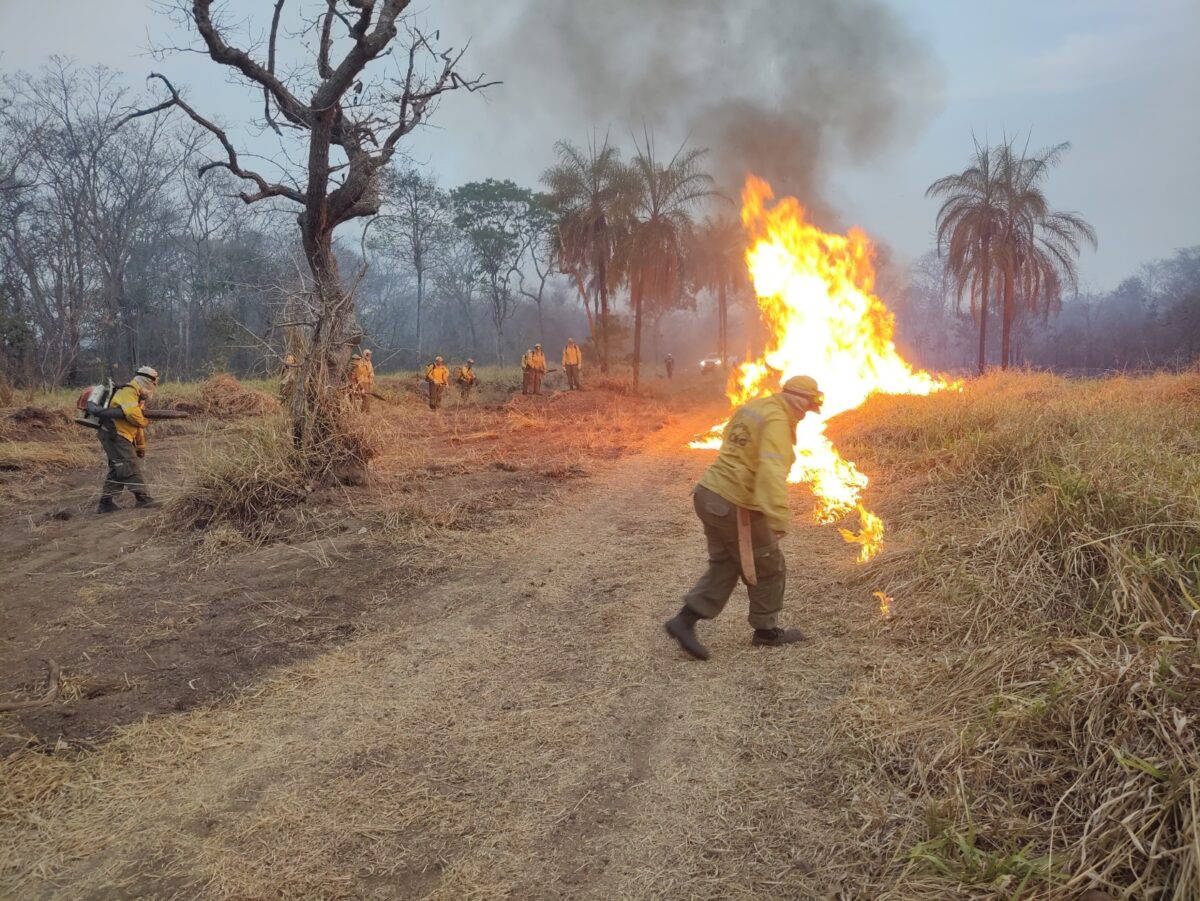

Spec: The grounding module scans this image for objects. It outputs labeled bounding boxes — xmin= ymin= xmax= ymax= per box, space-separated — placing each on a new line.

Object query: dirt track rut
xmin=5 ymin=421 xmax=881 ymax=899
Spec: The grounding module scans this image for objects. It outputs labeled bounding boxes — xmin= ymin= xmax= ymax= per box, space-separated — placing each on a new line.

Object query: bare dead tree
xmin=123 ymin=0 xmax=494 ymax=464
xmin=1 ymin=61 xmax=196 ymax=383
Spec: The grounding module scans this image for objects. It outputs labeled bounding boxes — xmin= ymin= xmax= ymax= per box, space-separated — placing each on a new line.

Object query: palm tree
xmin=692 ymin=214 xmax=747 ymax=369
xmin=622 ymin=134 xmax=714 ymax=386
xmin=541 ymin=136 xmax=637 ymax=373
xmin=927 ymin=140 xmax=1006 ymax=374
xmin=994 ymin=142 xmax=1097 ymax=367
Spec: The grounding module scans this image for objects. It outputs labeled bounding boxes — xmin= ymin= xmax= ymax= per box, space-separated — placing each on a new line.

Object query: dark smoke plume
xmin=448 ymin=0 xmax=942 ymax=222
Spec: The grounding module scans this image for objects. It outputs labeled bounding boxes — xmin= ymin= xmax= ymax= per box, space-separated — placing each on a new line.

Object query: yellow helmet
xmin=781 ymin=375 xmax=823 ymax=408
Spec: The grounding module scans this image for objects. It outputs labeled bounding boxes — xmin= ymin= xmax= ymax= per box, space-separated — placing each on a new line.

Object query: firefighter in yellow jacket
xmin=425 ymin=355 xmax=450 ymax=409
xmin=664 ymin=375 xmax=824 ymax=660
xmin=456 ymin=359 xmax=478 ymax=401
xmin=348 ymin=351 xmax=374 ymax=411
xmin=361 ymin=349 xmax=375 ymax=390
xmin=97 ymin=366 xmax=160 ymax=514
xmin=522 ymin=344 xmax=547 ymax=395
xmin=562 ymin=338 xmax=583 ymax=390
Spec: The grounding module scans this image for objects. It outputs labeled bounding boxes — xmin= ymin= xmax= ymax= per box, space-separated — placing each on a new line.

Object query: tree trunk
xmin=977 ymin=240 xmax=991 ymax=375
xmin=568 ymin=266 xmax=596 ymax=340
xmin=1000 ymin=257 xmax=1015 ymax=370
xmin=465 ymin=303 xmax=478 ymax=353
xmin=718 ymin=280 xmax=728 ymax=367
xmin=598 ymin=254 xmax=610 ymax=373
xmin=293 ymin=219 xmax=358 ymax=453
xmin=491 ymin=284 xmax=505 ymax=366
xmin=632 ymin=270 xmax=644 ymax=388
xmin=66 ymin=319 xmax=80 ymax=386
xmin=415 ymin=265 xmax=424 ymax=358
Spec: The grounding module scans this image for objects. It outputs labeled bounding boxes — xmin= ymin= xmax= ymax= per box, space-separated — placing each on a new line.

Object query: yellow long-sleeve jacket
xmin=425 ymin=363 xmax=450 ymax=386
xmin=522 ymin=349 xmax=547 ymax=372
xmin=562 ymin=343 xmax=582 ymax=366
xmin=698 ymin=394 xmax=799 ymax=534
xmin=349 ymin=358 xmax=373 ymax=391
xmin=456 ymin=365 xmax=477 ymax=385
xmin=107 ymin=384 xmax=150 ymax=450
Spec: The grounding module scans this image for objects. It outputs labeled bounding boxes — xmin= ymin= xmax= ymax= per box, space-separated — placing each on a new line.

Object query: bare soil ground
xmin=2 ymin=379 xmax=888 ymax=898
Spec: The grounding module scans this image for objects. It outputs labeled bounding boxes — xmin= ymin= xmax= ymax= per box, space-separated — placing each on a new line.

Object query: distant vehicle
xmin=699 ymin=354 xmax=740 ymax=375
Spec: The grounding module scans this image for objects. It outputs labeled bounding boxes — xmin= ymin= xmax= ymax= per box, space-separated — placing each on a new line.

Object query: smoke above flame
xmin=691 ymin=176 xmax=959 ymax=562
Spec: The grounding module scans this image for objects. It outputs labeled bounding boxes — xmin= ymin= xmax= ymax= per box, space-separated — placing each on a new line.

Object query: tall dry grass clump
xmin=160 ymin=373 xmax=280 ymax=418
xmin=169 ymin=395 xmax=384 ymax=539
xmin=829 ymin=370 xmax=1200 ymax=899
xmin=168 ymin=416 xmax=311 ymax=539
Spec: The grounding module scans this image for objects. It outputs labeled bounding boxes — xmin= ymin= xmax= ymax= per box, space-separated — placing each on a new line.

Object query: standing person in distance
xmin=425 ymin=355 xmax=450 ymax=410
xmin=562 ymin=338 xmax=583 ymax=390
xmin=456 ymin=359 xmax=479 ymax=402
xmin=521 ymin=344 xmax=548 ymax=395
xmin=520 ymin=348 xmax=534 ymax=395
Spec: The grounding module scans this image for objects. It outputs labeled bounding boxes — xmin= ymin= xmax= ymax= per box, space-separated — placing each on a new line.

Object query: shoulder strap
xmin=109 ymin=383 xmax=136 ymax=405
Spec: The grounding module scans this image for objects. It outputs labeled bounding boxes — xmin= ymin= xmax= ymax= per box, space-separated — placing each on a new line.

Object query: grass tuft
xmin=167 ymin=416 xmax=311 ymax=541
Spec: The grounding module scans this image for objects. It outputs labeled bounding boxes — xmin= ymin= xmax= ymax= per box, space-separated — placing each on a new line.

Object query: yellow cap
xmin=782 ymin=375 xmax=823 ymax=405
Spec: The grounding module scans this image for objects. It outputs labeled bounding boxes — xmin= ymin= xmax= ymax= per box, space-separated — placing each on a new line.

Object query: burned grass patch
xmin=2 ymin=383 xmax=689 ymax=749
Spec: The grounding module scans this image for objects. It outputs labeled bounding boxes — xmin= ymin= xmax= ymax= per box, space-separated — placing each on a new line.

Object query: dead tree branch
xmin=120 ymin=74 xmax=304 ymax=206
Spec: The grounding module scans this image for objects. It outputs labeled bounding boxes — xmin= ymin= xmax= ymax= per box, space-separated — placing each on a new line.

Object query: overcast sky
xmin=2 ymin=0 xmax=1196 ymax=291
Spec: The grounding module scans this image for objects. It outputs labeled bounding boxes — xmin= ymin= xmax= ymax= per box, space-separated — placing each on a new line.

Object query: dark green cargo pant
xmin=684 ymin=484 xmax=786 ymax=630
xmin=99 ymin=430 xmax=147 ymax=498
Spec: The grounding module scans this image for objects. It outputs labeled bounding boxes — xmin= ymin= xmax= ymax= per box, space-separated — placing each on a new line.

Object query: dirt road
xmin=4 ymin=414 xmax=884 ymax=899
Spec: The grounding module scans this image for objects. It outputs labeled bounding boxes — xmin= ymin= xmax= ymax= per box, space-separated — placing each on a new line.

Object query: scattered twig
xmin=0 ymin=659 xmax=61 ymax=712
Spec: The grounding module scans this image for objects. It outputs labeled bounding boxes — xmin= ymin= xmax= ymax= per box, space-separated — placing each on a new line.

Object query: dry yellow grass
xmin=5 ymin=371 xmax=1190 ymax=898
xmin=0 ymin=440 xmax=91 ymax=472
xmin=825 ymin=369 xmax=1200 ymax=898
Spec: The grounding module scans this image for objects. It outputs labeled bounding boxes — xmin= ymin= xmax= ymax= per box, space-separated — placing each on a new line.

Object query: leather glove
xmin=137 ymin=448 xmax=146 ymax=459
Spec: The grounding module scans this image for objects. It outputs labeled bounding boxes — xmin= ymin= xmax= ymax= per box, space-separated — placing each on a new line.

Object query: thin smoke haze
xmin=444 ymin=0 xmax=944 ymax=222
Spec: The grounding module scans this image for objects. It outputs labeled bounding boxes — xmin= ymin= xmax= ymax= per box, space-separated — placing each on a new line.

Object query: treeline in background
xmin=2 ymin=61 xmax=1197 ymax=390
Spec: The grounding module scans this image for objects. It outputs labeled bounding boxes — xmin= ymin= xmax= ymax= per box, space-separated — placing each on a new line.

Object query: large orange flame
xmin=691 ymin=176 xmax=958 ymax=562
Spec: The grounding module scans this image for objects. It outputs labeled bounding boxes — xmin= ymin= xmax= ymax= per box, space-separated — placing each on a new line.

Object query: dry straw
xmin=827 ymin=369 xmax=1200 ymax=898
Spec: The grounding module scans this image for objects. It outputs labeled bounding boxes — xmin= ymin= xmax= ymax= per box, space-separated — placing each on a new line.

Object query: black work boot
xmin=96 ymin=496 xmax=119 ymax=514
xmin=751 ymin=627 xmax=806 ymax=647
xmin=664 ymin=606 xmax=710 ymax=661
xmin=133 ymin=493 xmax=161 ymax=509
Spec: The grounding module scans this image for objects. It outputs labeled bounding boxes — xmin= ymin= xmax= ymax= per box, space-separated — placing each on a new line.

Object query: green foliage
xmin=451 ymin=179 xmax=542 ymax=280
xmin=450 ymin=179 xmax=553 ymax=360
xmin=906 ymin=824 xmax=1054 ymax=891
xmin=927 ymin=138 xmax=1096 ymax=371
